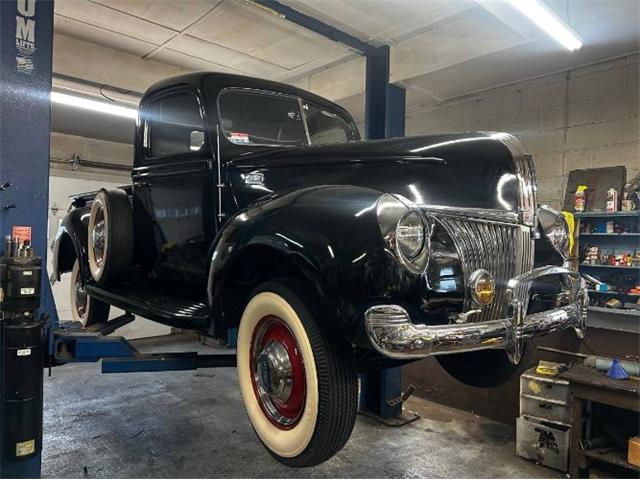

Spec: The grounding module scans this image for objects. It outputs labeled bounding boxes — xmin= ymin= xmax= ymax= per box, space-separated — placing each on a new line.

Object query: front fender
xmin=208 ymin=185 xmax=411 ymax=339
xmin=52 ymin=206 xmax=91 ymax=281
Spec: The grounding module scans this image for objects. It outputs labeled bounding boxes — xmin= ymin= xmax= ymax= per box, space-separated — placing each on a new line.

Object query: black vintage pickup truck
xmin=53 ymin=72 xmax=587 ymax=467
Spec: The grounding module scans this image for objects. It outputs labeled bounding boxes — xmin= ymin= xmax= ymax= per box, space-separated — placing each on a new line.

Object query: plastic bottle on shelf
xmin=574 ymin=185 xmax=587 ymax=212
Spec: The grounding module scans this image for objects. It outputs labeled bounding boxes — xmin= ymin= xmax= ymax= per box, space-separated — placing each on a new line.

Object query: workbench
xmin=561 ymin=364 xmax=640 ymax=477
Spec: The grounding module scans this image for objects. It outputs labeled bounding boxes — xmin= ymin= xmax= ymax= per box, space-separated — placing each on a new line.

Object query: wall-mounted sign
xmin=12 ymin=225 xmax=32 ymax=242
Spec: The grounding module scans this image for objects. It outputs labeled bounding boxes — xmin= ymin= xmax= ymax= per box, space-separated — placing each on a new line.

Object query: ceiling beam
xmin=249 ymin=0 xmax=376 ymax=55
xmin=53 ymin=33 xmax=189 ymax=93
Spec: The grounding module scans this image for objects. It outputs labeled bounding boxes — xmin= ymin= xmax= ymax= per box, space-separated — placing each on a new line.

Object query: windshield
xmin=218 ymin=89 xmax=357 ymax=147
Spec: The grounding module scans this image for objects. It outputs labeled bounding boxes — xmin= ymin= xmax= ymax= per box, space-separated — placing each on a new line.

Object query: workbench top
xmin=560 ymin=364 xmax=640 ymax=396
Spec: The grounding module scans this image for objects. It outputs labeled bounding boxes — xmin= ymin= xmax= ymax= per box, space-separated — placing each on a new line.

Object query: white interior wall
xmin=48 ymin=173 xmax=171 ymax=339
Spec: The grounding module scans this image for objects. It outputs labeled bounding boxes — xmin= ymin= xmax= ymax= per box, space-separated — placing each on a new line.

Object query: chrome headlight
xmin=537 ymin=205 xmax=570 ymax=259
xmin=395 ymin=210 xmax=433 ymax=274
xmin=376 ymin=194 xmax=433 ymax=274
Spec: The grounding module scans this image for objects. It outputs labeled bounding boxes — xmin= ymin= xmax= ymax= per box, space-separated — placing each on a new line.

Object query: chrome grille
xmin=436 ymin=215 xmax=534 ymax=322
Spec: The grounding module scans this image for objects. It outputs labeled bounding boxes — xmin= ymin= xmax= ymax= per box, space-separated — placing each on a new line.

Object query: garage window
xmin=218 ymin=90 xmax=307 ymax=147
xmin=144 ymin=92 xmax=205 ymax=159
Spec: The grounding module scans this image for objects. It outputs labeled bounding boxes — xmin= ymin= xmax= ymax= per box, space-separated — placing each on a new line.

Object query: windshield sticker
xmin=229 ymin=132 xmax=250 ymax=144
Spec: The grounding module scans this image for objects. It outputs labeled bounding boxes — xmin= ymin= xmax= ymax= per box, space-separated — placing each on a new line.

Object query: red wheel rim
xmin=250 ymin=315 xmax=306 ymax=430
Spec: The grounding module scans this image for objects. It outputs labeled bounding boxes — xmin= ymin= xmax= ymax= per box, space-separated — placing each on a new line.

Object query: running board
xmin=84 ymin=312 xmax=135 ymax=335
xmin=86 ymin=283 xmax=209 ymax=329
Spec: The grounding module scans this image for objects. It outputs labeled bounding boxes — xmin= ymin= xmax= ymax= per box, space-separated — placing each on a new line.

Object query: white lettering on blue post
xmin=15 ymin=0 xmax=37 ymax=75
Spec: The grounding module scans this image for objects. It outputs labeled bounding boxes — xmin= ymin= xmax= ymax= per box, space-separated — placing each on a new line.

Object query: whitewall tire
xmin=70 ymin=260 xmax=109 ymax=326
xmin=237 ymin=279 xmax=357 ymax=467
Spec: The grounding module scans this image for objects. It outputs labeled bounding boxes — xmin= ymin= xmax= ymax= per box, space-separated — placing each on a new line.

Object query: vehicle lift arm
xmin=49 ymin=314 xmax=236 ymax=374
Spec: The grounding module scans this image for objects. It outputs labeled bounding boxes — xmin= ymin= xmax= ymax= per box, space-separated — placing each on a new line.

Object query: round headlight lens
xmin=396 ymin=211 xmax=426 ymax=260
xmin=547 ymin=218 xmax=569 ymax=253
xmin=538 ymin=205 xmax=570 ymax=258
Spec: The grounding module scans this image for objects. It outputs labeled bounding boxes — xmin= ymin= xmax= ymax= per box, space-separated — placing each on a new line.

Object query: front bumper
xmin=365 ymin=266 xmax=587 ymax=364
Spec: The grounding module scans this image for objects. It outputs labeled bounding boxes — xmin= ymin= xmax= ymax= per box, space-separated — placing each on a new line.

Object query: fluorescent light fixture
xmin=509 ymin=0 xmax=582 ymax=51
xmin=51 ymin=91 xmax=138 ymax=119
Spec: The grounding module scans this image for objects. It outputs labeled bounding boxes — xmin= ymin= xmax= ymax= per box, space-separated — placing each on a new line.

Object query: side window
xmin=303 ymin=103 xmax=357 ymax=146
xmin=143 ymin=92 xmax=205 ymax=159
xmin=218 ymin=91 xmax=307 ymax=147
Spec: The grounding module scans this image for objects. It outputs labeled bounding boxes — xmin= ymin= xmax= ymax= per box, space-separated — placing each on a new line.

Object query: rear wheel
xmin=70 ymin=260 xmax=109 ymax=327
xmin=237 ymin=279 xmax=358 ymax=467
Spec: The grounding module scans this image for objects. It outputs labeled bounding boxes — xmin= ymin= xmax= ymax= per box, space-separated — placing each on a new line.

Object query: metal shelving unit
xmin=576 ymin=211 xmax=640 ymax=333
xmin=580 ymin=233 xmax=640 ymax=237
xmin=575 ymin=211 xmax=640 ymax=218
xmin=580 ymin=263 xmax=640 ymax=270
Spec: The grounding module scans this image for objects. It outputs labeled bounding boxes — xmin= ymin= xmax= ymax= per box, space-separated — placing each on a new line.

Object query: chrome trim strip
xmin=490 ymin=132 xmax=538 ymax=227
xmin=298 ymin=97 xmax=312 ymax=146
xmin=365 ymin=265 xmax=587 ymax=363
xmin=216 ymin=123 xmax=225 ymax=221
xmin=419 ymin=205 xmax=519 ymax=224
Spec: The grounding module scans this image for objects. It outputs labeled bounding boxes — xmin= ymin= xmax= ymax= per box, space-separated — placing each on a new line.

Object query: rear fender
xmin=52 ymin=206 xmax=91 ymax=281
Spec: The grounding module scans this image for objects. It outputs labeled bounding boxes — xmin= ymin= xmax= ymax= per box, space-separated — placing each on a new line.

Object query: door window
xmin=144 ymin=92 xmax=205 ymax=159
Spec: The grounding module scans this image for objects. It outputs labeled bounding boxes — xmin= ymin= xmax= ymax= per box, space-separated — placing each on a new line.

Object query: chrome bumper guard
xmin=365 ymin=266 xmax=587 ymax=364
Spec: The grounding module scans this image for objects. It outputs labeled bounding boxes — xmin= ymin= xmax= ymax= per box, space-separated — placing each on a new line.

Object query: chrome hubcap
xmin=251 ymin=316 xmax=306 ymax=429
xmin=256 ymin=341 xmax=293 ymax=402
xmin=92 ymin=216 xmax=105 ymax=267
xmin=74 ymin=279 xmax=87 ymax=317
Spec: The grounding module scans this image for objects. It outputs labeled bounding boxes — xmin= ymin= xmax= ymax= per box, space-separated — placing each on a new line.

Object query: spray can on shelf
xmin=622 ymin=184 xmax=634 ymax=211
xmin=574 ymin=185 xmax=587 ymax=212
xmin=606 ymin=188 xmax=618 ymax=212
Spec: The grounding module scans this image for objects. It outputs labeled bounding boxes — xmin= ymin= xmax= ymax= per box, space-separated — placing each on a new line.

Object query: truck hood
xmin=227 ymin=132 xmax=527 ymax=213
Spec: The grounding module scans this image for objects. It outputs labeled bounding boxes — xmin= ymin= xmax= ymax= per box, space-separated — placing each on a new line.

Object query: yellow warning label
xmin=528 ymin=379 xmax=542 ymax=394
xmin=16 ymin=439 xmax=35 ymax=457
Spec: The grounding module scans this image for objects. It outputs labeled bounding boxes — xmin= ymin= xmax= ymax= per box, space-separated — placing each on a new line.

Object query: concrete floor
xmin=43 ymin=334 xmax=560 ymax=478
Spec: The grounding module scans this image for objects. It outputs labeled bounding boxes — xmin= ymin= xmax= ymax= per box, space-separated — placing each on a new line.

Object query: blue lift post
xmin=360 ymin=47 xmax=417 ymax=425
xmin=1 ymin=0 xmax=57 ymax=477
xmin=252 ymin=2 xmax=416 ymax=425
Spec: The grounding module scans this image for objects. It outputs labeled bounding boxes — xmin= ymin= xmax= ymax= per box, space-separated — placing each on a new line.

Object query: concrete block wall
xmin=405 ymin=54 xmax=639 ymax=209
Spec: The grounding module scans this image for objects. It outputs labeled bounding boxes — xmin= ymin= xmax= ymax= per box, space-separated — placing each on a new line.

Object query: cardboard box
xmin=629 ymin=436 xmax=640 ymax=467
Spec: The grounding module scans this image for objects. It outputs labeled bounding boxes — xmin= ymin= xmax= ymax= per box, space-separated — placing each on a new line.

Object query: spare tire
xmin=88 ymin=188 xmax=133 ymax=286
